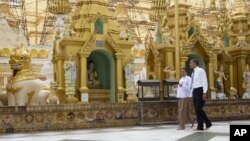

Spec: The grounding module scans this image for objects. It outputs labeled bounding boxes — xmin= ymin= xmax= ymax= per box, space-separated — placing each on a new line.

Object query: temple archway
xmin=87 ymin=49 xmax=115 ymax=103
xmin=184 ymin=41 xmax=209 ymax=76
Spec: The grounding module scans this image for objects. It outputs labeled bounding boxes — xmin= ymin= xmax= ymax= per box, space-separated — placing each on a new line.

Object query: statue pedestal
xmin=88 ymin=89 xmax=110 ymax=103
xmin=88 ymin=83 xmax=101 ymax=89
xmin=216 ymin=93 xmax=227 ymax=99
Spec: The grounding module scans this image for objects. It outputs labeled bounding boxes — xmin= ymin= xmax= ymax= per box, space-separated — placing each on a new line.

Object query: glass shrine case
xmin=163 ymin=80 xmax=179 ymax=100
xmin=137 ymin=80 xmax=160 ymax=101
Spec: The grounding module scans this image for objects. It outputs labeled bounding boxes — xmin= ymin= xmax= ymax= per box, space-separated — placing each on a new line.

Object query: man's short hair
xmin=190 ymin=59 xmax=199 ymax=66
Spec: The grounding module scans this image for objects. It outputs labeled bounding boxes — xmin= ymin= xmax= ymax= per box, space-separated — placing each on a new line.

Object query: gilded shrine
xmin=53 ymin=0 xmax=134 ymax=103
xmin=146 ymin=0 xmax=250 ymax=99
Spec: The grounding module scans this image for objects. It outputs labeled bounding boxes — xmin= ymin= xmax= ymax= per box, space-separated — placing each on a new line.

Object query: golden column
xmin=166 ymin=51 xmax=174 ymax=67
xmin=208 ymin=58 xmax=215 ymax=86
xmin=154 ymin=57 xmax=163 ymax=100
xmin=78 ymin=52 xmax=90 ymax=93
xmin=236 ymin=55 xmax=247 ymax=97
xmin=52 ymin=59 xmax=57 ymax=81
xmin=174 ymin=0 xmax=180 ymax=79
xmin=207 ymin=57 xmax=217 ymax=98
xmin=164 ymin=52 xmax=168 ymax=78
xmin=229 ymin=61 xmax=234 ymax=87
xmin=115 ymin=53 xmax=125 ymax=103
xmin=165 ymin=51 xmax=174 ymax=78
xmin=56 ymin=55 xmax=66 ymax=103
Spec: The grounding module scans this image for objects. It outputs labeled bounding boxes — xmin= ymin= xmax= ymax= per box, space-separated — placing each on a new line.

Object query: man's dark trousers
xmin=192 ymin=87 xmax=212 ymax=130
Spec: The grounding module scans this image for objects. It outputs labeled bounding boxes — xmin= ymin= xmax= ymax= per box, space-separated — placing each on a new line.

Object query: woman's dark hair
xmin=182 ymin=67 xmax=188 ymax=72
xmin=190 ymin=59 xmax=199 ymax=65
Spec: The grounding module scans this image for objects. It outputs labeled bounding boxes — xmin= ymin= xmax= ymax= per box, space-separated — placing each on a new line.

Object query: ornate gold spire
xmin=48 ymin=0 xmax=71 ymax=15
xmin=217 ymin=0 xmax=230 ymax=35
xmin=229 ymin=0 xmax=249 ymax=47
xmin=149 ymin=0 xmax=167 ymax=22
xmin=231 ymin=0 xmax=248 ymax=19
xmin=113 ymin=0 xmax=129 ymax=39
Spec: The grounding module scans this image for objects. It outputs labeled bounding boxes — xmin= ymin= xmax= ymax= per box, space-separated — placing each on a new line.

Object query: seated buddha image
xmin=87 ymin=61 xmax=101 ymax=89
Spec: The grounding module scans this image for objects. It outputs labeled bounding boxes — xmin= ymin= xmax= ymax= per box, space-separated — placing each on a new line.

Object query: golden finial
xmin=48 ymin=0 xmax=71 ymax=15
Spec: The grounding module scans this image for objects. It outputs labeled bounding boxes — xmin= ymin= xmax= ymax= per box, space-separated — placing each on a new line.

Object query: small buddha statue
xmin=87 ymin=61 xmax=101 ymax=88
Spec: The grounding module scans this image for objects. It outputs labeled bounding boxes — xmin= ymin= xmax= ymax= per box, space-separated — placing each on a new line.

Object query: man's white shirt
xmin=177 ymin=75 xmax=192 ymax=98
xmin=191 ymin=67 xmax=208 ymax=95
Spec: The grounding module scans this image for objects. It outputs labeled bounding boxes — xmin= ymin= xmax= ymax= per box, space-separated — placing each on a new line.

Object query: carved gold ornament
xmin=48 ymin=0 xmax=71 ymax=15
xmin=6 ymin=86 xmax=23 ymax=94
xmin=180 ymin=28 xmax=214 ymax=57
xmin=27 ymin=90 xmax=36 ymax=104
xmin=8 ymin=44 xmax=37 ymax=83
xmin=107 ymin=33 xmax=123 ymax=53
xmin=80 ymin=33 xmax=96 ymax=52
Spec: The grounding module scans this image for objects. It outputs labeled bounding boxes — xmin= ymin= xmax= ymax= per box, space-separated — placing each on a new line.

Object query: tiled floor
xmin=0 ymin=120 xmax=247 ymax=141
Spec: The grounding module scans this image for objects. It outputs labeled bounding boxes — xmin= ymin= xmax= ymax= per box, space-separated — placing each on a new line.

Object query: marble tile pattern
xmin=0 ymin=120 xmax=242 ymax=141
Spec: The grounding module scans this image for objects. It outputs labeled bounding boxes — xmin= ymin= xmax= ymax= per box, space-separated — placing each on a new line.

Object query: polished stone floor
xmin=0 ymin=120 xmax=248 ymax=141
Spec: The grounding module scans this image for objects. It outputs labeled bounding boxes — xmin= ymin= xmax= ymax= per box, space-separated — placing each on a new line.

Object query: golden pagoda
xmin=146 ymin=0 xmax=250 ymax=98
xmin=53 ymin=0 xmax=134 ymax=103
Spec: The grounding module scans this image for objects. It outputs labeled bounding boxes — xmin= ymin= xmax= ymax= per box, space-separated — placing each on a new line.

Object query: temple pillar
xmin=236 ymin=55 xmax=247 ymax=97
xmin=51 ymin=59 xmax=57 ymax=82
xmin=208 ymin=57 xmax=218 ymax=99
xmin=154 ymin=58 xmax=164 ymax=100
xmin=229 ymin=61 xmax=234 ymax=87
xmin=78 ymin=52 xmax=90 ymax=93
xmin=115 ymin=53 xmax=125 ymax=103
xmin=213 ymin=55 xmax=218 ymax=71
xmin=56 ymin=55 xmax=65 ymax=103
xmin=164 ymin=52 xmax=168 ymax=78
xmin=174 ymin=0 xmax=180 ymax=79
xmin=208 ymin=58 xmax=215 ymax=96
xmin=167 ymin=51 xmax=174 ymax=67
